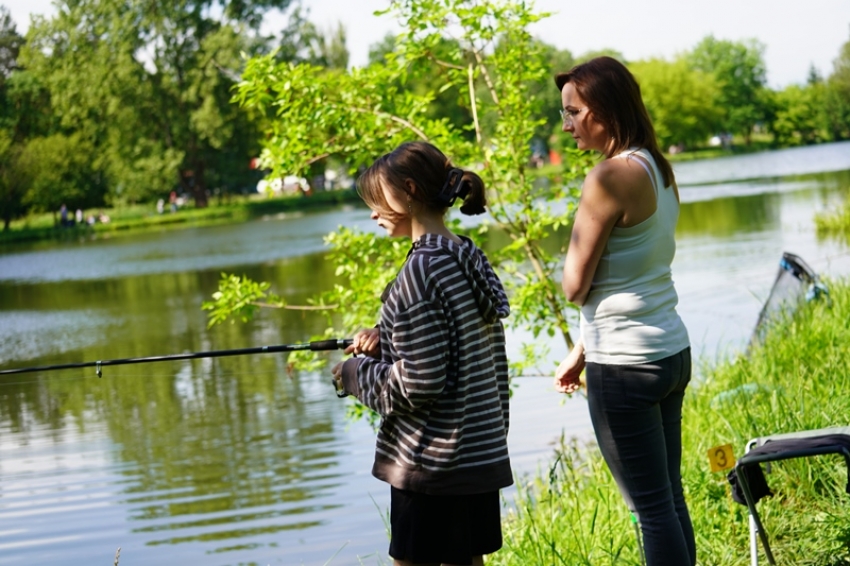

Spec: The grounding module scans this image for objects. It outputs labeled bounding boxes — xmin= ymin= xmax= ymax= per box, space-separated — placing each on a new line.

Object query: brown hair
xmin=357 ymin=141 xmax=487 ymax=218
xmin=555 ymin=56 xmax=674 ymax=188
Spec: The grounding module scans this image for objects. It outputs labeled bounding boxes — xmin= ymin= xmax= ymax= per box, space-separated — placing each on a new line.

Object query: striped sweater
xmin=340 ymin=233 xmax=512 ymax=495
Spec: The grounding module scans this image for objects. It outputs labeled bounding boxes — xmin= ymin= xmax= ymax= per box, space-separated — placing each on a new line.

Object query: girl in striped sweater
xmin=332 ymin=141 xmax=512 ymax=566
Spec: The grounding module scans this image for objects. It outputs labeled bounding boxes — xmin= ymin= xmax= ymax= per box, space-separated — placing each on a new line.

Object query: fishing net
xmin=749 ymin=252 xmax=829 ymax=348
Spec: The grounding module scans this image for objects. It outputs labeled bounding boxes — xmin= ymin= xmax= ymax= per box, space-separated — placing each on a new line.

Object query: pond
xmin=1 ymin=141 xmax=850 ymax=566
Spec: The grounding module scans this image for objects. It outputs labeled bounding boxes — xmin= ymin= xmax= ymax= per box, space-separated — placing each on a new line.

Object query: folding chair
xmin=727 ymin=426 xmax=850 ymax=565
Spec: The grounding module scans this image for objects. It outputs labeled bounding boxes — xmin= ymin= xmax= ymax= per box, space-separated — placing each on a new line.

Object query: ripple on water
xmin=0 ymin=309 xmax=114 ymax=365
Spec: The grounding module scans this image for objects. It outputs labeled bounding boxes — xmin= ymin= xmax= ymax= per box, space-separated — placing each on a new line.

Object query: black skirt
xmin=388 ymin=486 xmax=503 ymax=565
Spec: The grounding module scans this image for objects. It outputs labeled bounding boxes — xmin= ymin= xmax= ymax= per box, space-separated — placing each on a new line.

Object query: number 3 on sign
xmin=707 ymin=444 xmax=736 ymax=472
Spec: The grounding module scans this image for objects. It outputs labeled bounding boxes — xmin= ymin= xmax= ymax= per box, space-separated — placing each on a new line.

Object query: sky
xmin=5 ymin=0 xmax=850 ymax=88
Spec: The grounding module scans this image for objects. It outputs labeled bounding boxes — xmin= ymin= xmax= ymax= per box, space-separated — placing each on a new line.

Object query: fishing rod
xmin=0 ymin=339 xmax=353 ymax=378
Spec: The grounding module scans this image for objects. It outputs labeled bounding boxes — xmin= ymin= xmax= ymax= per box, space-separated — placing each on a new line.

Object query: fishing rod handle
xmin=310 ymin=339 xmax=354 ymax=351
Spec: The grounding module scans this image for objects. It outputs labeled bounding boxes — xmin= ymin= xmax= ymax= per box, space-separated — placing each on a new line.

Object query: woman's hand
xmin=345 ymin=328 xmax=380 ymax=358
xmin=555 ymin=342 xmax=585 ymax=394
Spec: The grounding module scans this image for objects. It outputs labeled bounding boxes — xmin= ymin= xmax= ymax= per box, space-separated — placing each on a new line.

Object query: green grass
xmin=491 ymin=279 xmax=850 ymax=566
xmin=815 ymin=202 xmax=850 ymax=243
xmin=0 ymin=189 xmax=364 ymax=245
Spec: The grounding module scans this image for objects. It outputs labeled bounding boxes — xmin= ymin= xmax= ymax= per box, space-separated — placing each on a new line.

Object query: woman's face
xmin=369 ymin=180 xmax=411 ymax=238
xmin=560 ymin=82 xmax=609 ymax=153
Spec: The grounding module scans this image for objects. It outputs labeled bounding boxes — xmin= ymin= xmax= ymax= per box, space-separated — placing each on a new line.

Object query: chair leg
xmin=749 ymin=514 xmax=759 ymax=566
xmin=741 ymin=471 xmax=777 ymax=565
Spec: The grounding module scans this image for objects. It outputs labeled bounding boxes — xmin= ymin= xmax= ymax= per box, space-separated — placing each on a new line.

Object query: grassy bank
xmin=493 ymin=279 xmax=850 ymax=565
xmin=666 ymin=136 xmax=777 ymax=163
xmin=0 ymin=189 xmax=364 ymax=246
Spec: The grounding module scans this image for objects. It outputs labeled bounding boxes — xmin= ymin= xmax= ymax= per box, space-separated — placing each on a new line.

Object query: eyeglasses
xmin=559 ymin=107 xmax=587 ymax=126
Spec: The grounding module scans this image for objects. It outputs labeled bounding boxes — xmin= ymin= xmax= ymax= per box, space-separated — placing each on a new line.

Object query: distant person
xmin=98 ymin=211 xmax=110 ymax=224
xmin=169 ymin=191 xmax=177 ymax=213
xmin=59 ymin=204 xmax=68 ymax=227
xmin=75 ymin=209 xmax=83 ymax=224
xmin=157 ymin=198 xmax=165 ymax=214
xmin=332 ymin=141 xmax=512 ymax=566
xmin=554 ymin=56 xmax=695 ymax=566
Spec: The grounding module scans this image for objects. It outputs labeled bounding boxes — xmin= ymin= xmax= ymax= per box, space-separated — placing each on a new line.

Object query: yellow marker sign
xmin=708 ymin=444 xmax=736 ymax=472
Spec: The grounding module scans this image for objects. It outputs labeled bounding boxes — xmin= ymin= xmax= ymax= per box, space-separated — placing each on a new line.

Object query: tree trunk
xmin=192 ymin=160 xmax=208 ymax=208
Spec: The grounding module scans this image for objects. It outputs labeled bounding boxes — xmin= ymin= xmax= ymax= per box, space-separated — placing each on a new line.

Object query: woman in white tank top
xmin=554 ymin=56 xmax=695 ymax=566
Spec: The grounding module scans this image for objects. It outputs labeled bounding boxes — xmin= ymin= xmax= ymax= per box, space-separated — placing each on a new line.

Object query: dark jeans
xmin=585 ymin=347 xmax=696 ymax=566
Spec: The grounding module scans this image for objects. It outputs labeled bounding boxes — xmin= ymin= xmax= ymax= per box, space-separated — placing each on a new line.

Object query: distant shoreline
xmin=0 ymin=189 xmax=365 ymax=247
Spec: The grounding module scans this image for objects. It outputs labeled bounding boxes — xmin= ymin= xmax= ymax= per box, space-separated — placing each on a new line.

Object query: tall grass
xmin=496 ymin=437 xmax=641 ymax=565
xmin=494 ymin=278 xmax=850 ymax=565
xmin=815 ymin=203 xmax=850 ymax=243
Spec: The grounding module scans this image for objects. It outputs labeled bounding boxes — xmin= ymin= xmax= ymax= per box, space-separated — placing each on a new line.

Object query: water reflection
xmin=679 ymin=193 xmax=779 ymax=237
xmin=2 ymin=142 xmax=850 ymax=565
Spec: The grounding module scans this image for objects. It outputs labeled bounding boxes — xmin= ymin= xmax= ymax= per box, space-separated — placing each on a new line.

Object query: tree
xmin=0 ymin=9 xmax=51 ymax=230
xmin=21 ymin=0 xmax=295 ymax=208
xmin=208 ymin=0 xmax=596 ymax=376
xmin=824 ymin=30 xmax=850 ymax=141
xmin=629 ymin=57 xmax=722 ymax=150
xmin=770 ymin=83 xmax=827 ymax=146
xmin=21 ymin=133 xmax=107 ymax=218
xmin=0 ymin=130 xmax=30 ymax=230
xmin=688 ymin=36 xmax=769 ymax=144
xmin=0 ymin=6 xmax=22 ymax=79
xmin=274 ymin=6 xmax=350 ymax=70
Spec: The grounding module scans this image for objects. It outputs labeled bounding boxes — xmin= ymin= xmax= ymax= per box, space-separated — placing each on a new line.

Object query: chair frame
xmin=735 ymin=427 xmax=850 ymax=565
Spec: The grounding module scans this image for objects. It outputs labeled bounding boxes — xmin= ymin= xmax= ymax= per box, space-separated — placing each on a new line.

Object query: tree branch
xmin=351 ymin=107 xmax=430 ymax=140
xmin=252 ymin=301 xmax=339 ymax=310
xmin=467 ymin=63 xmax=481 ymax=144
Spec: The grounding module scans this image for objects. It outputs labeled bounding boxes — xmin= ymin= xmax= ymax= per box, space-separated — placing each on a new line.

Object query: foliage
xmin=630 ymin=57 xmax=722 ymax=150
xmin=823 ymin=31 xmax=850 ymax=141
xmin=0 ymin=130 xmax=30 ymax=230
xmin=369 ymin=33 xmax=476 ymax=143
xmin=688 ymin=36 xmax=770 ymax=145
xmin=21 ymin=133 xmax=108 ymax=215
xmin=20 ymin=0 xmax=299 ymax=208
xmin=770 ymin=82 xmax=828 ymax=146
xmin=0 ymin=11 xmax=38 ymax=230
xmin=217 ymin=0 xmax=598 ymax=381
xmin=203 ymin=274 xmax=279 ymax=326
xmin=0 ymin=6 xmax=22 ymax=79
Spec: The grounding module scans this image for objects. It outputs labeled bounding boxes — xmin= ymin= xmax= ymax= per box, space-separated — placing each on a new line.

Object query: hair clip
xmin=436 ymin=168 xmax=468 ymax=206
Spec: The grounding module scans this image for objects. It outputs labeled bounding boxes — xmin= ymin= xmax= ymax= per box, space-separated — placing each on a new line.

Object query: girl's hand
xmin=555 ymin=342 xmax=585 ymax=394
xmin=345 ymin=328 xmax=380 ymax=358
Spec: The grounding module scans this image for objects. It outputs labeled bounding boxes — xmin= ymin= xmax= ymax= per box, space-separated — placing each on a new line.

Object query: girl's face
xmin=370 ymin=180 xmax=412 ymax=238
xmin=560 ymin=82 xmax=609 ymax=153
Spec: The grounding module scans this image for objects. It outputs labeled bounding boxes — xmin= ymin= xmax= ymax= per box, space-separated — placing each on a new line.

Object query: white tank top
xmin=579 ymin=147 xmax=690 ymax=365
